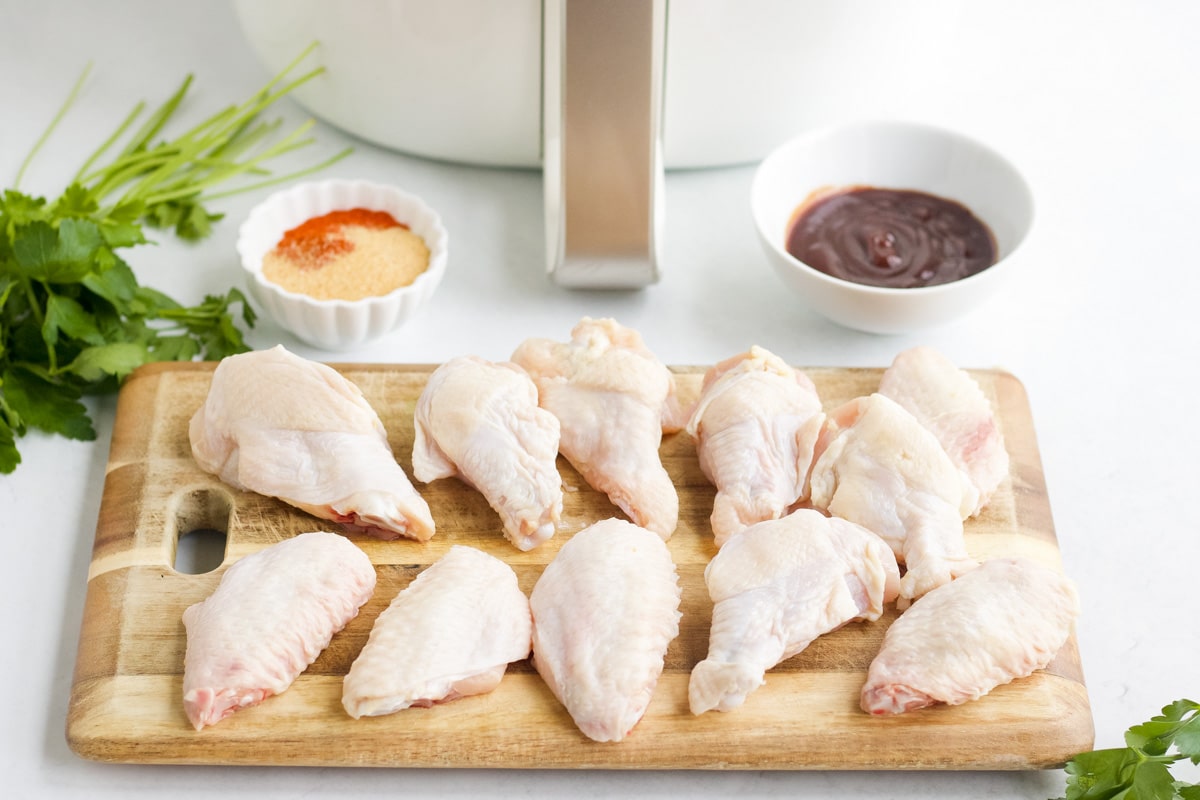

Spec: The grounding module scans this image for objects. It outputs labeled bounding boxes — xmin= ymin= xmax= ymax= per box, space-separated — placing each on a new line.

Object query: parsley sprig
xmin=0 ymin=45 xmax=350 ymax=473
xmin=1057 ymin=699 xmax=1200 ymax=800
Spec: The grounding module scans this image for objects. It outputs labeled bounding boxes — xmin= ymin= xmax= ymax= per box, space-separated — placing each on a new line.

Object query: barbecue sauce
xmin=785 ymin=187 xmax=997 ymax=289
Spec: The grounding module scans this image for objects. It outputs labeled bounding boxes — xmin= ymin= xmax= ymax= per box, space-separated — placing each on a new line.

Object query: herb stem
xmin=18 ymin=278 xmax=54 ymax=372
xmin=137 ymin=125 xmax=316 ymax=206
xmin=114 ymin=75 xmax=194 ymax=164
xmin=200 ymin=147 xmax=353 ymax=201
xmin=73 ymin=101 xmax=146 ymax=185
xmin=15 ymin=63 xmax=92 ymax=190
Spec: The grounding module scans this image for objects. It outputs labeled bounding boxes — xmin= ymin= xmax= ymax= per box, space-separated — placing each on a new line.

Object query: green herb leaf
xmin=43 ymin=292 xmax=105 ymax=347
xmin=1058 ymin=701 xmax=1200 ymax=800
xmin=1130 ymin=760 xmax=1178 ymax=800
xmin=80 ymin=253 xmax=139 ymax=311
xmin=51 ymin=182 xmax=99 ymax=218
xmin=1163 ymin=701 xmax=1200 ymax=764
xmin=11 ymin=217 xmax=105 ymax=284
xmin=1062 ymin=747 xmax=1141 ymax=800
xmin=0 ymin=415 xmax=20 ymax=473
xmin=66 ymin=342 xmax=148 ymax=382
xmin=1128 ymin=701 xmax=1200 ymax=762
xmin=1 ymin=367 xmax=95 ymax=441
xmin=1 ymin=189 xmax=48 ymax=229
xmin=96 ymin=199 xmax=148 ymax=248
xmin=149 ymin=335 xmax=200 ymax=363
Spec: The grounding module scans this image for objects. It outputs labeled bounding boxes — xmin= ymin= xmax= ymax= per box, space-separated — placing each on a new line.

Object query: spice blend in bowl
xmin=238 ymin=179 xmax=448 ymax=350
xmin=262 ymin=208 xmax=431 ymax=300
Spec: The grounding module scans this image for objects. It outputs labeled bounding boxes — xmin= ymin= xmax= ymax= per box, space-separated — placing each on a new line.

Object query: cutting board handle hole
xmin=175 ymin=528 xmax=227 ymax=575
xmin=170 ymin=487 xmax=232 ymax=575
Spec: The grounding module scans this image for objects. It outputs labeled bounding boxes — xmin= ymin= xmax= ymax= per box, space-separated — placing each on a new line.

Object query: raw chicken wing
xmin=879 ymin=346 xmax=1009 ymax=514
xmin=529 ymin=518 xmax=682 ymax=742
xmin=512 ymin=317 xmax=686 ymax=539
xmin=412 ymin=356 xmax=563 ymax=550
xmin=808 ymin=393 xmax=980 ymax=607
xmin=861 ymin=556 xmax=1079 ymax=715
xmin=689 ymin=509 xmax=900 ymax=715
xmin=190 ymin=345 xmax=435 ymax=541
xmin=182 ymin=531 xmax=376 ymax=730
xmin=686 ymin=346 xmax=825 ymax=546
xmin=342 ymin=545 xmax=532 ymax=718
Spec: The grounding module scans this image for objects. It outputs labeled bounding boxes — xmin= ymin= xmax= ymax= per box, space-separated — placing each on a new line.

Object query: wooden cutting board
xmin=67 ymin=361 xmax=1093 ymax=769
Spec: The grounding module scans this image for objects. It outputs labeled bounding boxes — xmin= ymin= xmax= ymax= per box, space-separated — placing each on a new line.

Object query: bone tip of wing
xmin=182 ymin=689 xmax=215 ymax=731
xmin=687 ymin=659 xmax=762 ymax=716
xmin=391 ymin=497 xmax=438 ymax=541
xmin=617 ymin=500 xmax=677 ymax=542
xmin=711 ymin=528 xmax=733 ymax=549
xmin=353 ymin=508 xmax=436 ymax=542
xmin=184 ymin=686 xmax=268 ymax=731
xmin=340 ymin=696 xmax=364 ymax=720
xmin=575 ymin=706 xmax=648 ymax=743
xmin=638 ymin=512 xmax=677 ymax=541
xmin=577 ymin=723 xmax=625 ymax=744
xmin=341 ymin=693 xmax=413 ymax=720
xmin=859 ymin=682 xmax=936 ymax=716
xmin=508 ymin=519 xmax=557 ymax=551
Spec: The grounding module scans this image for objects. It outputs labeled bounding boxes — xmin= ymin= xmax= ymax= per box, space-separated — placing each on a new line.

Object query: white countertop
xmin=2 ymin=1 xmax=1197 ymax=798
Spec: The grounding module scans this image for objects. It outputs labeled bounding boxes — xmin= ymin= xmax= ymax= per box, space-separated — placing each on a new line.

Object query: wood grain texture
xmin=67 ymin=361 xmax=1094 ymax=769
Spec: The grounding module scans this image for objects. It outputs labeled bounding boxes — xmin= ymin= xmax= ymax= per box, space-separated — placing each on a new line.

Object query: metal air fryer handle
xmin=543 ymin=0 xmax=667 ymax=288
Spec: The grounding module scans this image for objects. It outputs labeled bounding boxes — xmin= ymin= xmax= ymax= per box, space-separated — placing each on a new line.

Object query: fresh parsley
xmin=1056 ymin=699 xmax=1200 ymax=800
xmin=0 ymin=45 xmax=349 ymax=473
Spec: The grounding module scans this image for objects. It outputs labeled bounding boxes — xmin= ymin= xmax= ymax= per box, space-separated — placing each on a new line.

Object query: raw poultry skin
xmin=529 ymin=518 xmax=682 ymax=742
xmin=689 ymin=508 xmax=900 ymax=715
xmin=412 ymin=356 xmax=563 ymax=550
xmin=511 ymin=317 xmax=686 ymax=540
xmin=182 ymin=531 xmax=376 ymax=730
xmin=808 ymin=393 xmax=980 ymax=607
xmin=342 ymin=545 xmax=532 ymax=719
xmin=878 ymin=346 xmax=1009 ymax=515
xmin=861 ymin=556 xmax=1079 ymax=715
xmin=189 ymin=345 xmax=435 ymax=541
xmin=686 ymin=346 xmax=825 ymax=546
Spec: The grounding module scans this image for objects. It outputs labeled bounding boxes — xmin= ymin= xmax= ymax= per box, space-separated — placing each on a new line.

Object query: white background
xmin=1 ymin=1 xmax=1197 ymax=798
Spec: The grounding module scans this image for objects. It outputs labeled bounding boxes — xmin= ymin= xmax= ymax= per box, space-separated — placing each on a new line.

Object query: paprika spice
xmin=262 ymin=207 xmax=430 ymax=301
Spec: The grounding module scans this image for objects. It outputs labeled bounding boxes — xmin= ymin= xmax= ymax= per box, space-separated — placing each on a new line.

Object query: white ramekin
xmin=237 ymin=179 xmax=448 ymax=350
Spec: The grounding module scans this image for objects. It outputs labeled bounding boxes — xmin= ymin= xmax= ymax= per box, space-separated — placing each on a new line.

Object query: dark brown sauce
xmin=785 ymin=186 xmax=996 ymax=289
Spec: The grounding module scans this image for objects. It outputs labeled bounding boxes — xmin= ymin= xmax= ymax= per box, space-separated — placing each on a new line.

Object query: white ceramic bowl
xmin=750 ymin=121 xmax=1034 ymax=334
xmin=237 ymin=179 xmax=448 ymax=350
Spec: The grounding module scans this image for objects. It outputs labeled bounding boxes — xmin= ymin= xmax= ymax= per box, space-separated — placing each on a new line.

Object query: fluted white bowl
xmin=237 ymin=179 xmax=448 ymax=350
